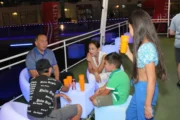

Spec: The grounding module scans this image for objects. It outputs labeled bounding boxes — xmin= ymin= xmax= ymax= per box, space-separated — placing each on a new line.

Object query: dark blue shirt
xmin=26 ymin=47 xmax=57 ymax=70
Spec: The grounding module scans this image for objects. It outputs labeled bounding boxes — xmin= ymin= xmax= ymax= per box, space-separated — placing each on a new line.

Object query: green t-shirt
xmin=106 ymin=69 xmax=130 ymax=105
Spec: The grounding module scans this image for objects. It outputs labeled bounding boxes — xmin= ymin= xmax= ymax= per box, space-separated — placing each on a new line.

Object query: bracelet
xmin=144 ymin=107 xmax=152 ymax=110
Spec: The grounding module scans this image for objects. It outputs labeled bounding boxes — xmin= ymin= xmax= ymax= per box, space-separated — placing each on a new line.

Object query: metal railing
xmin=0 ymin=20 xmax=128 ymax=71
xmin=0 ymin=18 xmax=170 ymax=71
xmin=0 ymin=18 xmax=170 ymax=108
xmin=0 ymin=20 xmax=128 ymax=108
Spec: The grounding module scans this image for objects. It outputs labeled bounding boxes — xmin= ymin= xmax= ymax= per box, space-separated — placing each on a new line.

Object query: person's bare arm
xmin=89 ymin=59 xmax=98 ymax=72
xmin=90 ymin=85 xmax=108 ymax=101
xmin=98 ymin=88 xmax=111 ymax=96
xmin=94 ymin=72 xmax=101 ymax=83
xmin=61 ymin=86 xmax=70 ymax=92
xmin=89 ymin=54 xmax=106 ymax=73
xmin=87 ymin=52 xmax=94 ymax=73
xmin=145 ymin=62 xmax=156 ymax=118
xmin=53 ymin=65 xmax=60 ymax=81
xmin=169 ymin=29 xmax=176 ymax=36
xmin=169 ymin=17 xmax=176 ymax=36
xmin=125 ymin=46 xmax=133 ymax=62
xmin=55 ymin=93 xmax=71 ymax=103
xmin=97 ymin=55 xmax=106 ymax=73
xmin=29 ymin=70 xmax=39 ymax=78
xmin=87 ymin=62 xmax=94 ymax=73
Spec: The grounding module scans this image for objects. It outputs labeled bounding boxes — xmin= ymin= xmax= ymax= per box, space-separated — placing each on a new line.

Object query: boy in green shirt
xmin=90 ymin=52 xmax=130 ymax=107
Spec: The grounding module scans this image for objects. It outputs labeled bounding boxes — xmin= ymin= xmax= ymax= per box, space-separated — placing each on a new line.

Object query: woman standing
xmin=125 ymin=10 xmax=167 ymax=120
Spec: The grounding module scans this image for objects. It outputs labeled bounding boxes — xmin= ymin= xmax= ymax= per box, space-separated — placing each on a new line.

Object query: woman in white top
xmin=86 ymin=40 xmax=111 ymax=88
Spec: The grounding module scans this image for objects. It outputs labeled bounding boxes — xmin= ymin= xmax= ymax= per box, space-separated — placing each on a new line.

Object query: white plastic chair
xmin=101 ymin=44 xmax=119 ymax=54
xmin=0 ymin=102 xmax=29 ymax=120
xmin=95 ymin=95 xmax=132 ymax=120
xmin=19 ymin=68 xmax=30 ymax=102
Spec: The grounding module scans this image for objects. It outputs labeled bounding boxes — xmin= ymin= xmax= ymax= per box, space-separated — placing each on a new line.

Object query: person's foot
xmin=177 ymin=81 xmax=180 ymax=88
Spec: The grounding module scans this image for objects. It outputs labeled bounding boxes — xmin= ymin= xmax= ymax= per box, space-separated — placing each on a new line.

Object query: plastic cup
xmin=79 ymin=74 xmax=85 ymax=91
xmin=79 ymin=74 xmax=84 ymax=81
xmin=63 ymin=79 xmax=69 ymax=86
xmin=120 ymin=35 xmax=129 ymax=53
xmin=67 ymin=76 xmax=72 ymax=86
xmin=79 ymin=79 xmax=85 ymax=91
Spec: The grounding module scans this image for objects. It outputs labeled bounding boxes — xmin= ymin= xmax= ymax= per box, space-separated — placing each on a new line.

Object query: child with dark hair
xmin=27 ymin=59 xmax=82 ymax=120
xmin=125 ymin=10 xmax=167 ymax=120
xmin=89 ymin=52 xmax=130 ymax=107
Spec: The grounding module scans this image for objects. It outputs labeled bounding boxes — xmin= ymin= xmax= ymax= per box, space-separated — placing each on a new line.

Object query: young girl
xmin=125 ymin=10 xmax=167 ymax=120
xmin=86 ymin=40 xmax=111 ymax=88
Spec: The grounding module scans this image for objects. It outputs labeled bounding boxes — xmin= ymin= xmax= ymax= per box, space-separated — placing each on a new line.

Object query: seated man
xmin=26 ymin=34 xmax=73 ymax=82
xmin=90 ymin=52 xmax=130 ymax=107
xmin=27 ymin=59 xmax=82 ymax=120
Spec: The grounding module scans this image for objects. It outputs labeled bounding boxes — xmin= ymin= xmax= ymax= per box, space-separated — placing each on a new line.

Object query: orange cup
xmin=63 ymin=79 xmax=69 ymax=86
xmin=79 ymin=79 xmax=85 ymax=91
xmin=79 ymin=74 xmax=84 ymax=81
xmin=120 ymin=35 xmax=129 ymax=53
xmin=67 ymin=76 xmax=72 ymax=86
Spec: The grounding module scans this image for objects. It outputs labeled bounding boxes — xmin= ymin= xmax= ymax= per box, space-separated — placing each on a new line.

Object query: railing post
xmin=167 ymin=0 xmax=170 ymax=38
xmin=118 ymin=23 xmax=120 ymax=37
xmin=167 ymin=21 xmax=169 ymax=37
xmin=63 ymin=41 xmax=68 ymax=72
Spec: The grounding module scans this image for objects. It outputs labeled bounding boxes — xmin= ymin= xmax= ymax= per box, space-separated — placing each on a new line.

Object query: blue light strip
xmin=10 ymin=43 xmax=33 ymax=47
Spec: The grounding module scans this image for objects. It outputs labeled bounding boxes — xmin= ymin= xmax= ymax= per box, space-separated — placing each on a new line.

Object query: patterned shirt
xmin=27 ymin=75 xmax=62 ymax=118
xmin=137 ymin=42 xmax=158 ymax=68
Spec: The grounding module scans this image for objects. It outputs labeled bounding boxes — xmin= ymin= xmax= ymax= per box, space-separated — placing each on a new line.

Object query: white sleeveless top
xmin=92 ymin=51 xmax=106 ymax=73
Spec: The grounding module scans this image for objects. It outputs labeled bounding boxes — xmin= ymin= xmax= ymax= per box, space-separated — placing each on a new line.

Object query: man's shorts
xmin=95 ymin=94 xmax=113 ymax=107
xmin=27 ymin=104 xmax=77 ymax=120
xmin=175 ymin=48 xmax=180 ymax=63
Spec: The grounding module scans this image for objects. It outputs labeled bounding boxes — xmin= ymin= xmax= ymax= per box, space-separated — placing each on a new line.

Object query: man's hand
xmin=90 ymin=94 xmax=96 ymax=101
xmin=96 ymin=87 xmax=105 ymax=94
xmin=55 ymin=77 xmax=60 ymax=81
xmin=62 ymin=94 xmax=71 ymax=103
xmin=61 ymin=86 xmax=70 ymax=92
xmin=86 ymin=53 xmax=92 ymax=62
xmin=29 ymin=70 xmax=39 ymax=78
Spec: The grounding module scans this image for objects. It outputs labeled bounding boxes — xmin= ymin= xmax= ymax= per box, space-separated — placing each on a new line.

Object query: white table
xmin=60 ymin=83 xmax=95 ymax=119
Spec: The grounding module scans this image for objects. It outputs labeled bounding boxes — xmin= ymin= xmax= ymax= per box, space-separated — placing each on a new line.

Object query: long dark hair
xmin=89 ymin=40 xmax=100 ymax=49
xmin=128 ymin=10 xmax=167 ymax=82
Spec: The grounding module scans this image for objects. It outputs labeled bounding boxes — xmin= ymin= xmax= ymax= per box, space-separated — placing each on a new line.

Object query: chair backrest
xmin=11 ymin=102 xmax=28 ymax=118
xmin=0 ymin=102 xmax=28 ymax=120
xmin=115 ymin=37 xmax=120 ymax=50
xmin=20 ymin=68 xmax=30 ymax=81
xmin=19 ymin=68 xmax=30 ymax=102
xmin=101 ymin=45 xmax=119 ymax=54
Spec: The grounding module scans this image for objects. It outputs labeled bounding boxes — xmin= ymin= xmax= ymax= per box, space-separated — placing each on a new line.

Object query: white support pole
xmin=167 ymin=0 xmax=170 ymax=37
xmin=63 ymin=41 xmax=68 ymax=72
xmin=100 ymin=0 xmax=109 ymax=47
